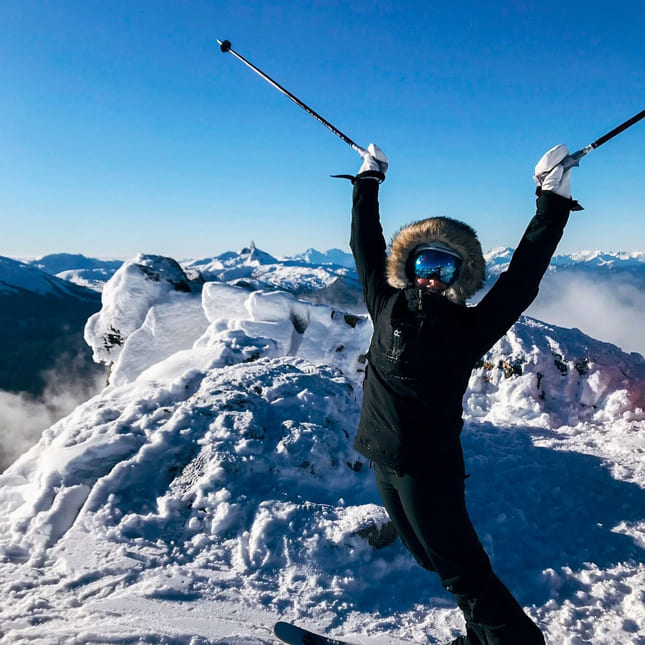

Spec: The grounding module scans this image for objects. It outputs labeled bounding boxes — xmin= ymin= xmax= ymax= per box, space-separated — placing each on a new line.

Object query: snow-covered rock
xmin=466 ymin=317 xmax=645 ymax=428
xmin=86 ymin=258 xmax=372 ymax=389
xmin=84 ymin=254 xmax=202 ymax=368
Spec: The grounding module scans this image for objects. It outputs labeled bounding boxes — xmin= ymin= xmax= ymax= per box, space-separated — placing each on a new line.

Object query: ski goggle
xmin=413 ymin=249 xmax=462 ymax=285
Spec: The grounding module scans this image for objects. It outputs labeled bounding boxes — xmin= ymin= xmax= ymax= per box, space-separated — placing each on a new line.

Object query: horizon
xmin=8 ymin=244 xmax=645 ymax=265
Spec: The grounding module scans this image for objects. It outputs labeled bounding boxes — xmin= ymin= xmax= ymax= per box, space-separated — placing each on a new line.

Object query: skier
xmin=348 ymin=143 xmax=581 ymax=645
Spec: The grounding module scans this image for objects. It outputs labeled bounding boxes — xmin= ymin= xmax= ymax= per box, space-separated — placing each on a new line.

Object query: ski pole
xmin=562 ymin=109 xmax=645 ymax=169
xmin=217 ymin=39 xmax=366 ymax=155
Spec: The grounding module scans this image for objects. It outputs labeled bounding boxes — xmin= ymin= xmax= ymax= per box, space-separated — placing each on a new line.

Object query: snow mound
xmin=0 ymin=357 xmax=372 ymax=561
xmin=0 ymin=356 xmax=398 ymax=640
xmin=466 ymin=316 xmax=645 ymax=428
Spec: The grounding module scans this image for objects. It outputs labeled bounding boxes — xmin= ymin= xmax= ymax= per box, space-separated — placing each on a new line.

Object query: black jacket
xmin=350 ymin=178 xmax=575 ymax=475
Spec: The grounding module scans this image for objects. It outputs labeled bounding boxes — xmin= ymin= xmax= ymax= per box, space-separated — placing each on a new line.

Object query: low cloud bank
xmin=0 ymin=356 xmax=105 ymax=471
xmin=528 ymin=271 xmax=644 ymax=357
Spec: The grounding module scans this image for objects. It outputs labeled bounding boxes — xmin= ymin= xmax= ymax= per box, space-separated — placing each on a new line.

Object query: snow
xmin=28 ymin=254 xmax=124 ymax=293
xmin=288 ymin=248 xmax=356 ymax=269
xmin=0 ymin=256 xmax=96 ymax=300
xmin=485 ymin=248 xmax=645 ymax=278
xmin=84 ymin=254 xmax=201 ymax=368
xmin=55 ymin=268 xmax=119 ymax=292
xmin=1 ymin=253 xmax=644 ymax=644
xmin=182 ymin=246 xmax=353 ymax=296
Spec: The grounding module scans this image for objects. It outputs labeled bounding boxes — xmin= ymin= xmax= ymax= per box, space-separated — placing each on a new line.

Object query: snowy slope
xmin=1 ymin=253 xmax=644 ymax=645
xmin=29 ymin=253 xmax=124 ymax=292
xmin=0 ymin=256 xmax=103 ymax=397
xmin=0 ymin=256 xmax=99 ymax=300
xmin=288 ymin=248 xmax=356 ymax=269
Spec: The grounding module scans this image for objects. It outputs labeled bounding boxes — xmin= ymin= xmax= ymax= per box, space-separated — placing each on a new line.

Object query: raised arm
xmin=349 ymin=144 xmax=393 ymax=319
xmin=472 ymin=145 xmax=582 ymax=352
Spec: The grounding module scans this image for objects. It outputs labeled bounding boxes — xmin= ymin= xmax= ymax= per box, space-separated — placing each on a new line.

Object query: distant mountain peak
xmin=32 ymin=253 xmax=123 ymax=274
xmin=288 ymin=248 xmax=355 ymax=269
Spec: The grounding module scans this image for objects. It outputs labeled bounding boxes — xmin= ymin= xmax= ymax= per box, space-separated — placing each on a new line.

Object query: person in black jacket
xmin=348 ymin=143 xmax=581 ymax=645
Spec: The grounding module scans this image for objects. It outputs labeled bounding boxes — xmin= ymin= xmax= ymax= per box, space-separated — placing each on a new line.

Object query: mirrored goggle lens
xmin=414 ymin=250 xmax=462 ymax=284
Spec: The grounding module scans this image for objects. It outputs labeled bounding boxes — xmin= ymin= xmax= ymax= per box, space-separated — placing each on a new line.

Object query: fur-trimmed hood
xmin=386 ymin=216 xmax=486 ymax=304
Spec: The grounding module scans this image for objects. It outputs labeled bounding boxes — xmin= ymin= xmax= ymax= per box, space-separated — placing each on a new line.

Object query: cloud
xmin=527 ymin=271 xmax=645 ymax=357
xmin=0 ymin=355 xmax=105 ymax=472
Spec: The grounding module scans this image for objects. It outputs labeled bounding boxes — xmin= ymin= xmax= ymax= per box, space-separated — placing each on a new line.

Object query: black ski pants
xmin=374 ymin=463 xmax=545 ymax=645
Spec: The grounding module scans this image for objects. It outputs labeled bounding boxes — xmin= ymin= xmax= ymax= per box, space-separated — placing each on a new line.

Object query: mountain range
xmin=21 ymin=247 xmax=645 ymax=292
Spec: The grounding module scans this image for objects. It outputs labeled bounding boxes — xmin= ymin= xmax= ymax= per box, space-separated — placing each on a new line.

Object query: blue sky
xmin=1 ymin=0 xmax=644 ymax=260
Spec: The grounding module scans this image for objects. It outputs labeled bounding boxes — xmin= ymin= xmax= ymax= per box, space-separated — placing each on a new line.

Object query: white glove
xmin=533 ymin=144 xmax=573 ymax=198
xmin=358 ymin=143 xmax=389 ymax=177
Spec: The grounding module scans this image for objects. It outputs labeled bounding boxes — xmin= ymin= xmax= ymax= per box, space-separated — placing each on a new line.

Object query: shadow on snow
xmin=369 ymin=421 xmax=645 ymax=613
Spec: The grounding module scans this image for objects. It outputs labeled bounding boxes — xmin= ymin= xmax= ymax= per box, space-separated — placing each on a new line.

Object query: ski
xmin=274 ymin=621 xmax=354 ymax=645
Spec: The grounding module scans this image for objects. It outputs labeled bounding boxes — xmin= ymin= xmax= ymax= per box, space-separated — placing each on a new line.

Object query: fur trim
xmin=386 ymin=217 xmax=486 ymax=303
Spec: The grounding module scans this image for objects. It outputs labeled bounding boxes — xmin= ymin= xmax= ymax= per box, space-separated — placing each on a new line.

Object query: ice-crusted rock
xmin=84 ymin=254 xmax=203 ymax=368
xmin=88 ymin=266 xmax=372 ymax=388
